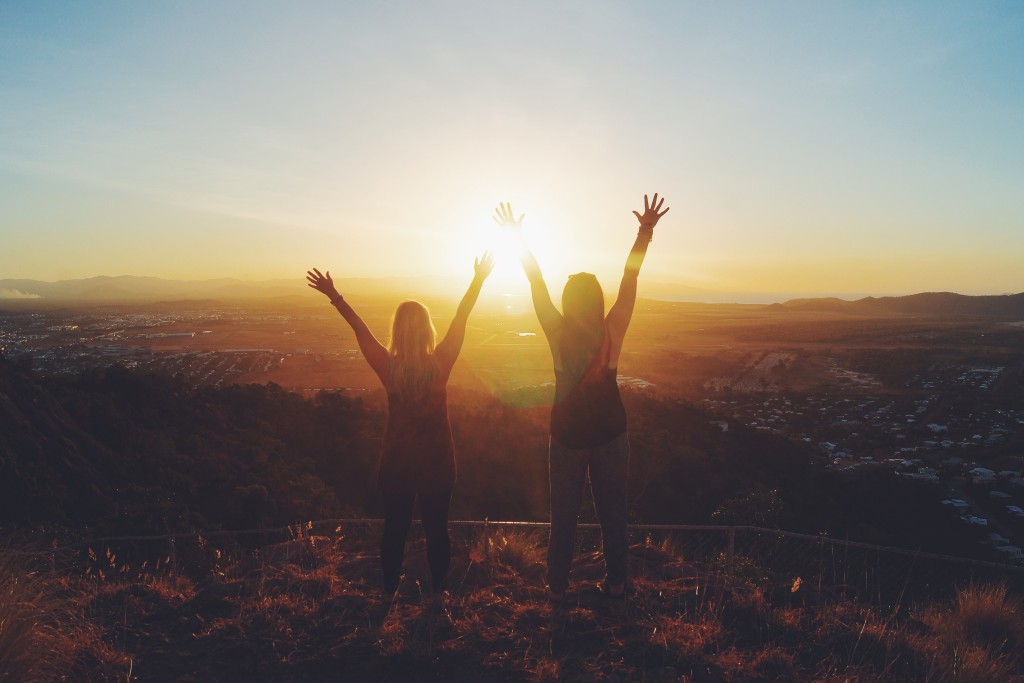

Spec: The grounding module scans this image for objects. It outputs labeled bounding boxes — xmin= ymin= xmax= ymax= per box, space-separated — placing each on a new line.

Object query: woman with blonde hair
xmin=495 ymin=194 xmax=669 ymax=601
xmin=306 ymin=252 xmax=494 ymax=593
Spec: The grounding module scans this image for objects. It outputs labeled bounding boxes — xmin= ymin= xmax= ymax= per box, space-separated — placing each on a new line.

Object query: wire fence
xmin=7 ymin=519 xmax=1024 ymax=606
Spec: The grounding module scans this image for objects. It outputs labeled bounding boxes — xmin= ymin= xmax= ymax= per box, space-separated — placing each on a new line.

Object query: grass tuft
xmin=476 ymin=530 xmax=546 ymax=579
xmin=0 ymin=554 xmax=126 ymax=682
xmin=953 ymin=583 xmax=1024 ymax=653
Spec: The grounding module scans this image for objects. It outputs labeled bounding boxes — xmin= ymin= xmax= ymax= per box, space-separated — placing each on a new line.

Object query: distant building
xmin=995 ymin=545 xmax=1023 ymax=560
xmin=961 ymin=515 xmax=989 ymax=526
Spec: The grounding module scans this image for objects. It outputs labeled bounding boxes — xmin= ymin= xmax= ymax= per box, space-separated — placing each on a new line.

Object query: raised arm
xmin=607 ymin=193 xmax=669 ymax=340
xmin=306 ymin=268 xmax=388 ymax=382
xmin=493 ymin=202 xmax=562 ymax=342
xmin=435 ymin=252 xmax=494 ymax=369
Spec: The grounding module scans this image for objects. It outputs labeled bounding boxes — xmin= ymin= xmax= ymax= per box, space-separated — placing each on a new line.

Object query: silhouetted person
xmin=494 ymin=194 xmax=669 ymax=601
xmin=306 ymin=253 xmax=495 ymax=593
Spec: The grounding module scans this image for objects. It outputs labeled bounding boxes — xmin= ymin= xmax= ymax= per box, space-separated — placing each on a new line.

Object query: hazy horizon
xmin=1 ymin=271 xmax=1022 ymax=307
xmin=3 ymin=2 xmax=1023 ymax=296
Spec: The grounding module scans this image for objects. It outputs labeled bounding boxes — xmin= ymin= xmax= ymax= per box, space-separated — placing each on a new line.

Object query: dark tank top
xmin=551 ymin=334 xmax=627 ymax=449
xmin=378 ymin=360 xmax=455 ymax=495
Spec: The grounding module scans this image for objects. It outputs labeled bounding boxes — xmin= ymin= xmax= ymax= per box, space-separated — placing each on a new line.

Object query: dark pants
xmin=380 ymin=487 xmax=452 ymax=593
xmin=546 ymin=432 xmax=630 ymax=594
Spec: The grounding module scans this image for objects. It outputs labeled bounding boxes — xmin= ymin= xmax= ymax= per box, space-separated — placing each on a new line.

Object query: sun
xmin=448 ymin=205 xmax=569 ymax=294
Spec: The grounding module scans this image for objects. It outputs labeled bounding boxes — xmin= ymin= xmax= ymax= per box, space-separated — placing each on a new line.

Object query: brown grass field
xmin=4 ymin=531 xmax=1024 ymax=682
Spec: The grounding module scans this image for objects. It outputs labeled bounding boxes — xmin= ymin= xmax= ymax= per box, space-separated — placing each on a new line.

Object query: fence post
xmin=169 ymin=537 xmax=177 ymax=576
xmin=727 ymin=527 xmax=736 ymax=580
xmin=484 ymin=517 xmax=491 ymax=564
xmin=817 ymin=534 xmax=825 ymax=607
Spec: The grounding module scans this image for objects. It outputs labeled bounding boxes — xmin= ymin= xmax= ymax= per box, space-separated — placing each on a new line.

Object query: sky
xmin=1 ymin=1 xmax=1022 ymax=302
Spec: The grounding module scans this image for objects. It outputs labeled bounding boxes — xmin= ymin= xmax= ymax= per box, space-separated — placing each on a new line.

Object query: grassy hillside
xmin=4 ymin=532 xmax=1024 ymax=682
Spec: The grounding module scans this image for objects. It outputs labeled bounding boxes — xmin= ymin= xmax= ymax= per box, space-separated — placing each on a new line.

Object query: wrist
xmin=329 ymin=293 xmax=344 ymax=306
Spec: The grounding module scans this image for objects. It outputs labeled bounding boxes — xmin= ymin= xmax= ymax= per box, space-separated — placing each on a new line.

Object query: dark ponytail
xmin=559 ymin=273 xmax=606 ymax=379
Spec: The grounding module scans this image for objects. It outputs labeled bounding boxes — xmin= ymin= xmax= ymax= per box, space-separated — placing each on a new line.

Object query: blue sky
xmin=2 ymin=1 xmax=1022 ymax=299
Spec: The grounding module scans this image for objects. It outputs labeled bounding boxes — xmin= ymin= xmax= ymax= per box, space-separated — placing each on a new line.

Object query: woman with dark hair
xmin=306 ymin=252 xmax=494 ymax=594
xmin=494 ymin=194 xmax=669 ymax=601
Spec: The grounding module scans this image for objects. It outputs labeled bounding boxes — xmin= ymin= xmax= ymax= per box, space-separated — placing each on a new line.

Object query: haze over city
xmin=2 ymin=2 xmax=1022 ymax=301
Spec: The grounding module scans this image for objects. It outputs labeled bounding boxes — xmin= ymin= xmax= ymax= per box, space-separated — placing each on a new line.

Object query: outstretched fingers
xmin=493 ymin=202 xmax=524 ymax=227
xmin=306 ymin=268 xmax=335 ymax=293
xmin=475 ymin=250 xmax=496 ymax=276
xmin=651 ymin=193 xmax=668 ymax=216
xmin=634 ymin=193 xmax=670 ymax=229
xmin=506 ymin=202 xmax=525 ymax=223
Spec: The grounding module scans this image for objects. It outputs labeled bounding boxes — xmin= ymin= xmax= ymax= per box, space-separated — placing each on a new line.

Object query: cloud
xmin=0 ymin=289 xmax=41 ymax=299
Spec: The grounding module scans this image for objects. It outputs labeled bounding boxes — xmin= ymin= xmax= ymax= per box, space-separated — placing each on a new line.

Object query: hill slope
xmin=778 ymin=291 xmax=1024 ymax=318
xmin=0 ymin=358 xmax=988 ymax=557
xmin=14 ymin=532 xmax=1024 ymax=682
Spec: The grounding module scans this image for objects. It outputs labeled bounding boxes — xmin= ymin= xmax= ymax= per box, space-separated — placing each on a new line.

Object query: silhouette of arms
xmin=607 ymin=193 xmax=669 ymax=343
xmin=435 ymin=252 xmax=495 ymax=368
xmin=306 ymin=268 xmax=388 ymax=382
xmin=493 ymin=202 xmax=563 ymax=343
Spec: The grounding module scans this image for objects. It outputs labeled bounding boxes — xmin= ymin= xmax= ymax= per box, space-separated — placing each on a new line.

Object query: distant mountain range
xmin=771 ymin=291 xmax=1024 ymax=318
xmin=1 ymin=276 xmax=1022 ymax=317
xmin=0 ymin=275 xmax=465 ymax=304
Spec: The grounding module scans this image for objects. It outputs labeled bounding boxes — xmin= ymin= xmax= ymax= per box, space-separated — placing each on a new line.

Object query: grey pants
xmin=546 ymin=432 xmax=630 ymax=593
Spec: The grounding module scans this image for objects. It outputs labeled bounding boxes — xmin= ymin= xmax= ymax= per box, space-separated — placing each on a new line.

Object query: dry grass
xmin=0 ymin=554 xmax=126 ymax=682
xmin=472 ymin=529 xmax=546 ymax=580
xmin=914 ymin=582 xmax=1024 ymax=683
xmin=4 ymin=537 xmax=1024 ymax=681
xmin=952 ymin=583 xmax=1024 ymax=652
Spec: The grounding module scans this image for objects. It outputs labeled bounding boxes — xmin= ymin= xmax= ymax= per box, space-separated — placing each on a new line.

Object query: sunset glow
xmin=2 ymin=2 xmax=1023 ymax=300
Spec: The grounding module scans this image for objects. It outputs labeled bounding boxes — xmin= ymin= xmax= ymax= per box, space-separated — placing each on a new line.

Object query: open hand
xmin=475 ymin=251 xmax=496 ymax=279
xmin=306 ymin=268 xmax=340 ymax=300
xmin=492 ymin=202 xmax=525 ymax=230
xmin=632 ymin=193 xmax=669 ymax=231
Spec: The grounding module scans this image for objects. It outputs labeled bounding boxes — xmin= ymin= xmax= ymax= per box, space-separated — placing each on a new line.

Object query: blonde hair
xmin=387 ymin=300 xmax=438 ymax=398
